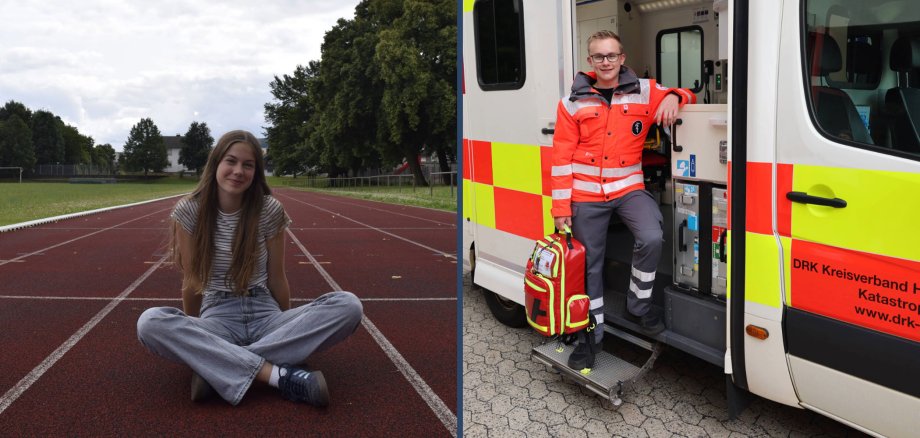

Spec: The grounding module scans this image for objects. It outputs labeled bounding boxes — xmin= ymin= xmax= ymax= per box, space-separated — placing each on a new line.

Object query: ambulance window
xmin=656 ymin=27 xmax=703 ymax=91
xmin=474 ymin=0 xmax=526 ymax=90
xmin=804 ymin=0 xmax=920 ymax=158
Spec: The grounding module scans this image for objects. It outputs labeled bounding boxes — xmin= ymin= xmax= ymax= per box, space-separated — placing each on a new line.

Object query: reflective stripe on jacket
xmin=550 ymin=69 xmax=696 ymax=217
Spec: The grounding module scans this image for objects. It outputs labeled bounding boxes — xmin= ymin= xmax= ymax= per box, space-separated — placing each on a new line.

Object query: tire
xmin=484 ymin=290 xmax=527 ymax=328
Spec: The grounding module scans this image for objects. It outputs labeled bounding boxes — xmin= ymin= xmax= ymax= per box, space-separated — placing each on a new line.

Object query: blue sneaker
xmin=278 ymin=366 xmax=329 ymax=407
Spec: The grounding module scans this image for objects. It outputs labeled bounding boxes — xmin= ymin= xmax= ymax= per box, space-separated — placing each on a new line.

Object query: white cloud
xmin=0 ymin=0 xmax=360 ymax=150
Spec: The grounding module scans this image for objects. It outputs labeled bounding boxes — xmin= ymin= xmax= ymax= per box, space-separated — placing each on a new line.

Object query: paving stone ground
xmin=461 ymin=274 xmax=868 ymax=438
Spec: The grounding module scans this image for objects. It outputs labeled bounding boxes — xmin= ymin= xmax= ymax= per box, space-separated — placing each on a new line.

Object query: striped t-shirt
xmin=171 ymin=195 xmax=291 ymax=295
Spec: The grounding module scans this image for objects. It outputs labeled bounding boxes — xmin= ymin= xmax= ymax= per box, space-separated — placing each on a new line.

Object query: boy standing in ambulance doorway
xmin=551 ymin=30 xmax=695 ymax=371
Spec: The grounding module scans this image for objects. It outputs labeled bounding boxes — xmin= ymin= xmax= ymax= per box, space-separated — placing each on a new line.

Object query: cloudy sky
xmin=0 ymin=1 xmax=361 ymax=150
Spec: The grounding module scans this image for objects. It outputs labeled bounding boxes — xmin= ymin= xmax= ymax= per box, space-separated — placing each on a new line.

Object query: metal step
xmin=532 ymin=340 xmax=661 ymax=406
xmin=604 ymin=287 xmax=726 ymax=366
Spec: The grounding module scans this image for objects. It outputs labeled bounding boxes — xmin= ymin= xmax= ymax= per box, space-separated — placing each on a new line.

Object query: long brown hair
xmin=171 ymin=130 xmax=271 ymax=295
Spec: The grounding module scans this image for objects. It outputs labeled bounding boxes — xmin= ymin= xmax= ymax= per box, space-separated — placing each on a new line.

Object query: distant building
xmin=161 ymin=135 xmax=269 ymax=174
xmin=163 ymin=135 xmax=188 ymax=173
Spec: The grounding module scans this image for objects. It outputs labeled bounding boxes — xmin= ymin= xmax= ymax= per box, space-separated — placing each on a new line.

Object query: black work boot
xmin=639 ymin=309 xmax=665 ymax=336
xmin=567 ymin=326 xmax=600 ymax=371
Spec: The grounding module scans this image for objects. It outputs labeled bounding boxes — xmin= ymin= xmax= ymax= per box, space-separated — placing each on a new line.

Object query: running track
xmin=0 ymin=188 xmax=457 ymax=436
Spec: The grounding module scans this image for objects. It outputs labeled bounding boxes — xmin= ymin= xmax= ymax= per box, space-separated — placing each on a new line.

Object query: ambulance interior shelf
xmin=666 ymin=105 xmax=729 ymax=298
xmin=673 ymin=181 xmax=729 ymax=298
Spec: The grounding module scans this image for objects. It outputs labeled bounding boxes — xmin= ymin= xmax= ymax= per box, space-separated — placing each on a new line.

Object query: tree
xmin=375 ymin=0 xmax=456 ymax=186
xmin=32 ymin=110 xmax=65 ymax=165
xmin=123 ymin=118 xmax=168 ymax=177
xmin=264 ymin=62 xmax=319 ymax=177
xmin=0 ymin=115 xmax=36 ymax=170
xmin=261 ymin=0 xmax=456 ymax=184
xmin=311 ymin=5 xmax=387 ymax=179
xmin=80 ymin=133 xmax=95 ymax=167
xmin=93 ymin=143 xmax=117 ymax=175
xmin=61 ymin=123 xmax=92 ymax=165
xmin=179 ymin=121 xmax=213 ymax=175
xmin=116 ymin=151 xmax=127 ymax=173
xmin=0 ymin=101 xmax=32 ymax=126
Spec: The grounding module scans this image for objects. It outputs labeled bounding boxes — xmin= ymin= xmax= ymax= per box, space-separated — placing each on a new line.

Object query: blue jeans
xmin=137 ymin=288 xmax=363 ymax=405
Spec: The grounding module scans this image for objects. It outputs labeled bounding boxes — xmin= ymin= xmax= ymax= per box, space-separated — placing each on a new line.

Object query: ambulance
xmin=461 ymin=0 xmax=920 ymax=435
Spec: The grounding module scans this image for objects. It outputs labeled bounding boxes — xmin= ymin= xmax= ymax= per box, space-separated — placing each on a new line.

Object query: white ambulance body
xmin=462 ymin=0 xmax=920 ymax=436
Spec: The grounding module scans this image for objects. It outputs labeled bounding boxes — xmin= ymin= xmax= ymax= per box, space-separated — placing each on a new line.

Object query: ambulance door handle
xmin=541 ymin=128 xmax=555 ymax=135
xmin=678 ymin=219 xmax=688 ymax=252
xmin=671 ymin=119 xmax=683 ymax=152
xmin=786 ymin=191 xmax=847 ymax=208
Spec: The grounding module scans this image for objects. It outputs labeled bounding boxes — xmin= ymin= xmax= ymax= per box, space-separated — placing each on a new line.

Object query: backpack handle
xmin=561 ymin=224 xmax=574 ymax=250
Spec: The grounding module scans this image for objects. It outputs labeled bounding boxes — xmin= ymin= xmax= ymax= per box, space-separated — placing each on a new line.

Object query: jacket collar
xmin=570 ymin=66 xmax=641 ymax=101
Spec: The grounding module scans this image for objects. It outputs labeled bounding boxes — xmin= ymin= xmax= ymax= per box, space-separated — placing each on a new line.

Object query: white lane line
xmin=301 ymin=191 xmax=455 ymax=226
xmin=0 ymin=207 xmax=173 ymax=267
xmin=0 ymin=295 xmax=456 ymax=302
xmin=285 ymin=228 xmax=457 ymax=437
xmin=35 ymin=226 xmax=448 ymax=231
xmin=37 ymin=227 xmax=170 ymax=231
xmin=289 ymin=227 xmax=452 ymax=231
xmin=0 ymin=193 xmax=185 ymax=233
xmin=344 ymin=297 xmax=455 ymax=302
xmin=0 ymin=254 xmax=168 ymax=415
xmin=277 ymin=192 xmax=455 ymax=260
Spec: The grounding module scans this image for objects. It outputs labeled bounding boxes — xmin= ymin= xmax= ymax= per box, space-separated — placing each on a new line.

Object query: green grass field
xmin=269 ymin=176 xmax=457 ymax=212
xmin=0 ymin=177 xmax=196 ymax=226
xmin=0 ymin=175 xmax=457 ymax=227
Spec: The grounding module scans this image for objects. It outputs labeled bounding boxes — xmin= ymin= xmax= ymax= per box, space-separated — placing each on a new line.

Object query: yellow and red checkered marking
xmin=463 ymin=138 xmax=554 ymax=240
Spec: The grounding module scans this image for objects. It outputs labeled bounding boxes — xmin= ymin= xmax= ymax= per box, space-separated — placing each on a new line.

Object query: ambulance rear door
xmin=462 ymin=0 xmax=574 ymax=303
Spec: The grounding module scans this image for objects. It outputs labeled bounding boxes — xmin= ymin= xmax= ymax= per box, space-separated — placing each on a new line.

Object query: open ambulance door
xmin=740 ymin=0 xmax=920 ymax=435
xmin=462 ymin=0 xmax=574 ymax=320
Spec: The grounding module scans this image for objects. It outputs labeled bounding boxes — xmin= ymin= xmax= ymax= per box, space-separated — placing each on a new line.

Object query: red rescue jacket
xmin=551 ymin=68 xmax=695 ymax=217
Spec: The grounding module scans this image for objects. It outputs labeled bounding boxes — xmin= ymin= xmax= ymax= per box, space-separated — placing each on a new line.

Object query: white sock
xmin=268 ymin=365 xmax=284 ymax=388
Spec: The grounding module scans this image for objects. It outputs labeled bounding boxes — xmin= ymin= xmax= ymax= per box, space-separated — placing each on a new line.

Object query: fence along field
xmin=275 ymin=172 xmax=457 ymax=212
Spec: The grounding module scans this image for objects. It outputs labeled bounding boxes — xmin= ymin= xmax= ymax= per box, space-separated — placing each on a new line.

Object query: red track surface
xmin=0 ymin=188 xmax=457 ymax=436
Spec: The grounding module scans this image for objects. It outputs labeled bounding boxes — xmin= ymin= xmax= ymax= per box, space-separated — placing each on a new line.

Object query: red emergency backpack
xmin=524 ymin=226 xmax=590 ymax=336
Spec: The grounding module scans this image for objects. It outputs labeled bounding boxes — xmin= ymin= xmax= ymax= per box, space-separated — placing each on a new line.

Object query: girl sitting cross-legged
xmin=137 ymin=129 xmax=363 ymax=406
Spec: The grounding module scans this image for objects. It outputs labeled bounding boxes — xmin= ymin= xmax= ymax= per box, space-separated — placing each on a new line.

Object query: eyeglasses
xmin=590 ymin=53 xmax=622 ymax=63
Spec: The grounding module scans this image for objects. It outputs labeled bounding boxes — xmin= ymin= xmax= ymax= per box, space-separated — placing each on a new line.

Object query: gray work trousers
xmin=136 ymin=288 xmax=363 ymax=405
xmin=571 ymin=190 xmax=663 ymax=343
